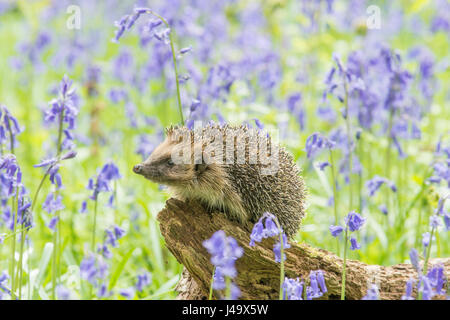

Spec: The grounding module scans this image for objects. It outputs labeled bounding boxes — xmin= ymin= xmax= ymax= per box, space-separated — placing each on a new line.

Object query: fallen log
xmin=157 ymin=198 xmax=449 ymax=300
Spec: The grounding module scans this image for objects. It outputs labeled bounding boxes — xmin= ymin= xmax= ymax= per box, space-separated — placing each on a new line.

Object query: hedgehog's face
xmin=133 ymin=138 xmax=200 ymax=186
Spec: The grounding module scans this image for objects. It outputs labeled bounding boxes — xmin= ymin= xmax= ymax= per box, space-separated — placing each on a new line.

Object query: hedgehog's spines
xmin=160 ymin=122 xmax=306 ymax=238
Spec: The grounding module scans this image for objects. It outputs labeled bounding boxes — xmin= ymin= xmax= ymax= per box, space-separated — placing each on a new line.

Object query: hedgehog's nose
xmin=133 ymin=164 xmax=144 ymax=174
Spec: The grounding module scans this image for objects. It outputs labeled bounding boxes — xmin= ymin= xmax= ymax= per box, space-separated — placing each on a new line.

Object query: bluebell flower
xmin=427 ymin=265 xmax=446 ymax=295
xmin=349 ymin=236 xmax=361 ymax=250
xmin=401 ymin=279 xmax=415 ymax=300
xmin=306 ymin=270 xmax=327 ymax=300
xmin=56 ymin=285 xmax=71 ymax=300
xmin=0 ymin=106 xmax=22 ymax=151
xmin=43 ymin=75 xmax=80 ymax=151
xmin=366 ymin=175 xmax=397 ymax=197
xmin=282 ymin=277 xmax=304 ymax=300
xmin=87 ymin=162 xmax=121 ymax=201
xmin=429 ymin=215 xmax=442 ymax=229
xmin=362 ymin=284 xmax=379 ymax=300
xmin=409 ymin=248 xmax=421 ymax=273
xmin=203 ymin=231 xmax=243 ymax=298
xmin=345 ymin=211 xmax=366 ymax=232
xmin=422 ymin=232 xmax=431 ymax=247
xmin=47 ymin=216 xmax=59 ymax=231
xmin=0 ymin=271 xmax=11 ymax=298
xmin=119 ymin=287 xmax=135 ymax=299
xmin=317 ymin=161 xmax=330 ymax=171
xmin=136 ymin=272 xmax=152 ymax=292
xmin=80 ymin=253 xmax=109 ymax=288
xmin=273 ymin=233 xmax=291 ymax=263
xmin=42 ymin=192 xmax=64 ymax=214
xmin=329 ymin=225 xmax=344 ymax=237
xmin=305 ymin=132 xmax=335 ymax=159
xmin=379 ymin=204 xmax=388 ymax=215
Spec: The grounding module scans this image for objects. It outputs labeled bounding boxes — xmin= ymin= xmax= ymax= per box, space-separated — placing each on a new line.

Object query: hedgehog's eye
xmin=167 ymin=159 xmax=174 ymax=166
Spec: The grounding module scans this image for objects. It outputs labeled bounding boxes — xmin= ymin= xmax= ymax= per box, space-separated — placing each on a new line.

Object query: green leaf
xmin=108 ymin=248 xmax=135 ymax=291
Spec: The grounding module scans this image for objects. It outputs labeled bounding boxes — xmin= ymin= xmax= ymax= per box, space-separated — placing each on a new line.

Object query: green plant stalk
xmin=144 ymin=10 xmax=184 ymax=125
xmin=271 ymin=216 xmax=285 ymax=300
xmin=91 ymin=196 xmax=99 ymax=252
xmin=9 ymin=196 xmax=17 ymax=300
xmin=342 ymin=77 xmax=353 ymax=211
xmin=385 ymin=108 xmax=395 ymax=208
xmin=340 ymin=228 xmax=349 ymax=300
xmin=225 ymin=276 xmax=232 ymax=300
xmin=52 ymin=107 xmax=66 ymax=300
xmin=208 ymin=267 xmax=215 ymax=300
xmin=329 ymin=148 xmax=340 ymax=256
xmin=418 ymin=227 xmax=435 ymax=300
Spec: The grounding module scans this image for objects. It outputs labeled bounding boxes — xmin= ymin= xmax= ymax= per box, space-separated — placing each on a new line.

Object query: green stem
xmin=418 ymin=227 xmax=435 ymax=300
xmin=340 ymin=228 xmax=348 ymax=300
xmin=144 ymin=10 xmax=184 ymax=125
xmin=91 ymin=197 xmax=99 ymax=252
xmin=208 ymin=267 xmax=216 ymax=300
xmin=225 ymin=276 xmax=231 ymax=300
xmin=343 ymin=77 xmax=353 ymax=211
xmin=329 ymin=148 xmax=340 ymax=256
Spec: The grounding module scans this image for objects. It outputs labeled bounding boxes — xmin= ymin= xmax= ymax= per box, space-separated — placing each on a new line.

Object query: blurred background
xmin=0 ymin=0 xmax=448 ymax=299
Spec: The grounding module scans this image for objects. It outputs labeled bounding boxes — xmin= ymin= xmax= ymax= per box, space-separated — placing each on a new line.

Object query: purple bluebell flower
xmin=429 ymin=215 xmax=442 ymax=229
xmin=362 ymin=284 xmax=379 ymax=300
xmin=305 ymin=132 xmax=335 ymax=159
xmin=317 ymin=161 xmax=330 ymax=171
xmin=87 ymin=162 xmax=121 ymax=201
xmin=379 ymin=204 xmax=388 ymax=215
xmin=203 ymin=231 xmax=243 ymax=298
xmin=105 ymin=225 xmax=125 ymax=248
xmin=47 ymin=216 xmax=59 ymax=231
xmin=349 ymin=237 xmax=361 ymax=250
xmin=42 ymin=192 xmax=64 ymax=214
xmin=427 ymin=265 xmax=446 ymax=295
xmin=119 ymin=287 xmax=135 ymax=299
xmin=80 ymin=253 xmax=109 ymax=287
xmin=418 ymin=275 xmax=434 ymax=300
xmin=401 ymin=279 xmax=415 ymax=300
xmin=306 ymin=270 xmax=327 ymax=300
xmin=56 ymin=285 xmax=71 ymax=300
xmin=273 ymin=233 xmax=291 ymax=263
xmin=282 ymin=277 xmax=304 ymax=300
xmin=80 ymin=201 xmax=87 ymax=214
xmin=0 ymin=106 xmax=22 ymax=151
xmin=329 ymin=225 xmax=344 ymax=237
xmin=43 ymin=75 xmax=80 ymax=152
xmin=409 ymin=248 xmax=421 ymax=273
xmin=0 ymin=271 xmax=11 ymax=296
xmin=366 ymin=175 xmax=397 ymax=197
xmin=422 ymin=232 xmax=432 ymax=247
xmin=136 ymin=272 xmax=152 ymax=292
xmin=345 ymin=211 xmax=366 ymax=232
xmin=203 ymin=230 xmax=243 ymax=279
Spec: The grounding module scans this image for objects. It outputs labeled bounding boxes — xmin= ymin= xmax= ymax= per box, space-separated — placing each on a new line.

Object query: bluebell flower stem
xmin=329 ymin=148 xmax=340 ymax=256
xmin=9 ymin=196 xmax=17 ymax=300
xmin=225 ymin=276 xmax=231 ymax=300
xmin=418 ymin=227 xmax=435 ymax=300
xmin=91 ymin=197 xmax=99 ymax=252
xmin=341 ymin=228 xmax=348 ymax=300
xmin=145 ymin=10 xmax=184 ymax=125
xmin=343 ymin=77 xmax=353 ymax=211
xmin=208 ymin=267 xmax=215 ymax=300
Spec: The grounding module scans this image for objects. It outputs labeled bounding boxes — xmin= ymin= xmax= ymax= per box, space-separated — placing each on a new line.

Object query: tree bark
xmin=157 ymin=198 xmax=449 ymax=300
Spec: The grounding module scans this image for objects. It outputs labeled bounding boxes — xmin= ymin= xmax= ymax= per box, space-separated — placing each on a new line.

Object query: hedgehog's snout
xmin=133 ymin=164 xmax=144 ymax=175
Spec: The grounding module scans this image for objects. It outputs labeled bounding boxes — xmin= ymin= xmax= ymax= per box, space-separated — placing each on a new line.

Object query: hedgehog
xmin=133 ymin=123 xmax=306 ymax=238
